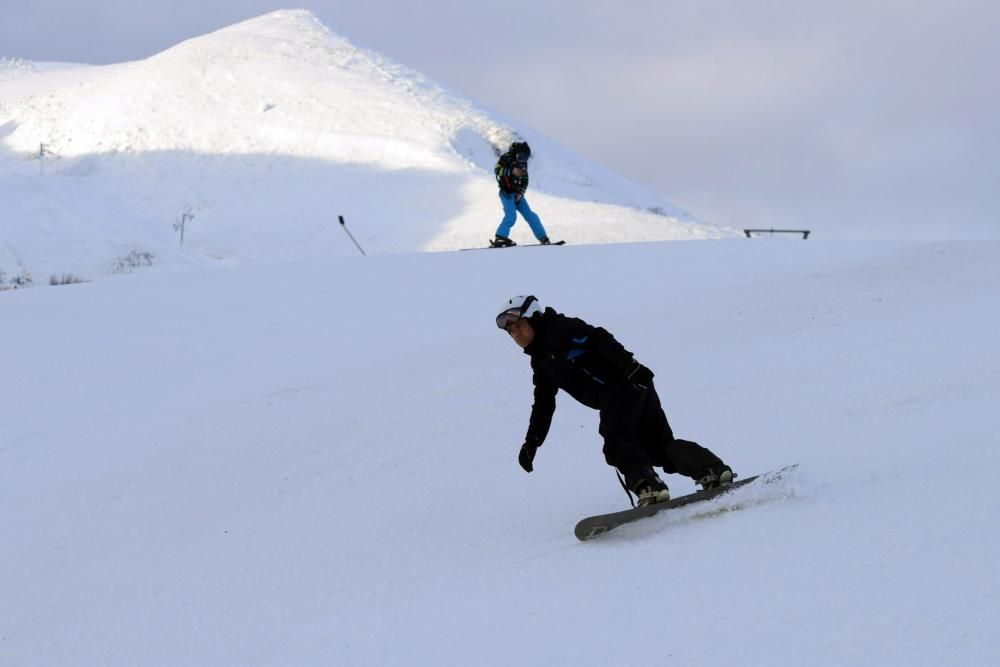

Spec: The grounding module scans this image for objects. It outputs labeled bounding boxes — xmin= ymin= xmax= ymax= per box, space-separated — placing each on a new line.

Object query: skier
xmin=492 ymin=141 xmax=551 ymax=247
xmin=497 ymin=295 xmax=734 ymax=506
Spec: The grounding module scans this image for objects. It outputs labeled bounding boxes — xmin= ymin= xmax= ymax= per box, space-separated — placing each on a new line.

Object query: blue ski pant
xmin=495 ymin=192 xmax=548 ymax=240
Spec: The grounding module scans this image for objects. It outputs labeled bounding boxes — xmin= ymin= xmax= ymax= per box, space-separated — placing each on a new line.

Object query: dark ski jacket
xmin=522 ymin=308 xmax=641 ymax=445
xmin=495 ymin=150 xmax=529 ymax=196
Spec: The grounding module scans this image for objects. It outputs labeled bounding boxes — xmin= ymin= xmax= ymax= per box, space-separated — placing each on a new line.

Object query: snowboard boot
xmin=491 ymin=235 xmax=516 ymax=248
xmin=697 ymin=466 xmax=735 ymax=491
xmin=625 ymin=466 xmax=671 ymax=507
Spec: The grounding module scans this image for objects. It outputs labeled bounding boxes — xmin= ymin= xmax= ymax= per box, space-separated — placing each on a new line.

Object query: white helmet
xmin=496 ymin=295 xmax=542 ymax=329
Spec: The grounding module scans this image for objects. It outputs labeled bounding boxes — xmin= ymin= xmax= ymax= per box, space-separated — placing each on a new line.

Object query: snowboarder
xmin=497 ymin=295 xmax=734 ymax=506
xmin=492 ymin=141 xmax=551 ymax=247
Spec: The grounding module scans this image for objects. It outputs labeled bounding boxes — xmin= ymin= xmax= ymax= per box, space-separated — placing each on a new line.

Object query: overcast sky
xmin=2 ymin=0 xmax=998 ymax=239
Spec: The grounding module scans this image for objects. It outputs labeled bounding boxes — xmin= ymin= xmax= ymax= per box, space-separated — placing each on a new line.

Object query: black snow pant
xmin=598 ymin=380 xmax=725 ymax=486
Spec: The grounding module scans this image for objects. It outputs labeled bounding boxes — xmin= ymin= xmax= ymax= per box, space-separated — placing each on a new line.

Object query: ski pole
xmin=338 ymin=215 xmax=366 ymax=256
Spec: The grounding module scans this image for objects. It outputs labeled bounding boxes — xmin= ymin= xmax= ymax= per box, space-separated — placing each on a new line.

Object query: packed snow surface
xmin=2 ymin=239 xmax=999 ymax=665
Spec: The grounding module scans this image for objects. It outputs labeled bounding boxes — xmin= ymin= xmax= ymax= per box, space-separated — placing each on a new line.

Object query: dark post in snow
xmin=38 ymin=143 xmax=54 ymax=176
xmin=173 ymin=208 xmax=194 ymax=248
xmin=338 ymin=215 xmax=366 ymax=256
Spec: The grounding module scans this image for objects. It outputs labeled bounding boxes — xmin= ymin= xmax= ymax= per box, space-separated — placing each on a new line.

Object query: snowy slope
xmin=2 ymin=240 xmax=998 ymax=665
xmin=0 ymin=11 xmax=734 ymax=287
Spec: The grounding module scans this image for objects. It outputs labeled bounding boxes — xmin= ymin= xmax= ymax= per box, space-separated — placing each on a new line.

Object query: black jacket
xmin=495 ymin=150 xmax=529 ymax=195
xmin=523 ymin=308 xmax=640 ymax=445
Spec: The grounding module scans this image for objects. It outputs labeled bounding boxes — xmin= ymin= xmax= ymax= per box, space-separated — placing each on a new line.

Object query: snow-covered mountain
xmin=9 ymin=11 xmax=996 ymax=665
xmin=0 ymin=10 xmax=735 ymax=286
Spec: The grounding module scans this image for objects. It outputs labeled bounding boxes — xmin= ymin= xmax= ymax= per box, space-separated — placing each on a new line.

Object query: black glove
xmin=627 ymin=361 xmax=654 ymax=390
xmin=518 ymin=441 xmax=538 ymax=473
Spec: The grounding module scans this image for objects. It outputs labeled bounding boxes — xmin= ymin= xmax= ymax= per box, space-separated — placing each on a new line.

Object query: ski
xmin=574 ymin=464 xmax=798 ymax=542
xmin=460 ymin=240 xmax=566 ymax=251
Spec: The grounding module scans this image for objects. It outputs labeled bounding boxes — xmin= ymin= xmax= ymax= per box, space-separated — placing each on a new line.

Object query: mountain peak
xmin=0 ymin=12 xmax=733 ymax=285
xmin=152 ymin=9 xmax=353 ymax=70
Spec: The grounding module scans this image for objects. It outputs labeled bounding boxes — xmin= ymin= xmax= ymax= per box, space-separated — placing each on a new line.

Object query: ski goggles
xmin=515 ymin=152 xmax=529 ymax=162
xmin=496 ymin=309 xmax=523 ymax=331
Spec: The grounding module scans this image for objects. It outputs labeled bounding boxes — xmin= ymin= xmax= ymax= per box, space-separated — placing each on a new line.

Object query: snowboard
xmin=460 ymin=240 xmax=565 ymax=251
xmin=574 ymin=464 xmax=798 ymax=541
